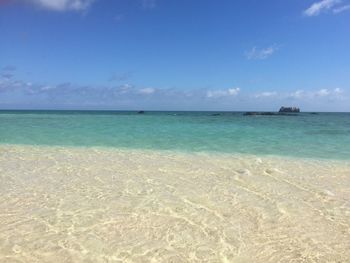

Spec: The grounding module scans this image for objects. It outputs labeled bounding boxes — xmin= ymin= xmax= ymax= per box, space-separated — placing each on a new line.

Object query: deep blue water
xmin=0 ymin=110 xmax=349 ymax=159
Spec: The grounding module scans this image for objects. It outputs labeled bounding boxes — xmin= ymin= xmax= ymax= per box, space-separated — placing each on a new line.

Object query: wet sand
xmin=0 ymin=145 xmax=349 ymax=262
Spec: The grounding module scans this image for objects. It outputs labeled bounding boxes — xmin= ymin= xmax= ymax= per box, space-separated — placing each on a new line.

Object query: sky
xmin=0 ymin=0 xmax=350 ymax=111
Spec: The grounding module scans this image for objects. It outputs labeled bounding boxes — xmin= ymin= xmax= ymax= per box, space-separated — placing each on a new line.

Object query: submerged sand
xmin=0 ymin=145 xmax=349 ymax=262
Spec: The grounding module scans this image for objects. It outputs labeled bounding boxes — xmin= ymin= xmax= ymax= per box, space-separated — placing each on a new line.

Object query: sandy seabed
xmin=0 ymin=145 xmax=349 ymax=262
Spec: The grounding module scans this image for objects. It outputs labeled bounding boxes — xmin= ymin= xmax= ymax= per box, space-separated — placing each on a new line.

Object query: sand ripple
xmin=0 ymin=145 xmax=349 ymax=262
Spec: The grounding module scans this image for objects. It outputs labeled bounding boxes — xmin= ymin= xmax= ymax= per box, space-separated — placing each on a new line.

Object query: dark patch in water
xmin=244 ymin=112 xmax=298 ymax=116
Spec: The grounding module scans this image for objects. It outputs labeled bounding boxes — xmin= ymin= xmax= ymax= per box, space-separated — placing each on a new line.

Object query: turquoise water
xmin=0 ymin=110 xmax=349 ymax=159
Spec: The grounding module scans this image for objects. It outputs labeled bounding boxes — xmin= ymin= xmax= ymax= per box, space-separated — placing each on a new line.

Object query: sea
xmin=0 ymin=110 xmax=349 ymax=262
xmin=1 ymin=110 xmax=350 ymax=159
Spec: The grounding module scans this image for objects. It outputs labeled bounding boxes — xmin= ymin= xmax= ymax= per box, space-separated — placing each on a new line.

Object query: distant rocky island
xmin=244 ymin=106 xmax=301 ymax=116
xmin=279 ymin=107 xmax=300 ymax=113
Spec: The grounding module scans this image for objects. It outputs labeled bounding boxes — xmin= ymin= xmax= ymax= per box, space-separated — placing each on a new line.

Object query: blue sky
xmin=0 ymin=0 xmax=349 ymax=111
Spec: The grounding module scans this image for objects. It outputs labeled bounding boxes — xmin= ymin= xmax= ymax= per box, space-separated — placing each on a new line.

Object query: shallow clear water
xmin=1 ymin=145 xmax=349 ymax=262
xmin=0 ymin=110 xmax=349 ymax=159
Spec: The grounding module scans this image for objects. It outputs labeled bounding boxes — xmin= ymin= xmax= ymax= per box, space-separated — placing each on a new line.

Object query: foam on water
xmin=1 ymin=145 xmax=349 ymax=262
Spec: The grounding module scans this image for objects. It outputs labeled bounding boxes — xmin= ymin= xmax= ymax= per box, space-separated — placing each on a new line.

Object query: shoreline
xmin=1 ymin=143 xmax=349 ymax=163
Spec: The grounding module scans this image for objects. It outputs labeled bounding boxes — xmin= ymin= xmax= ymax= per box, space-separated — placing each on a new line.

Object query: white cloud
xmin=315 ymin=88 xmax=331 ymax=96
xmin=246 ymin=45 xmax=278 ymax=60
xmin=303 ymin=0 xmax=341 ymax=16
xmin=27 ymin=0 xmax=95 ymax=11
xmin=40 ymin=85 xmax=55 ymax=91
xmin=117 ymin=84 xmax=133 ymax=94
xmin=333 ymin=4 xmax=350 ymax=13
xmin=138 ymin=87 xmax=156 ymax=95
xmin=289 ymin=90 xmax=304 ymax=99
xmin=228 ymin=88 xmax=240 ymax=96
xmin=287 ymin=88 xmax=346 ymax=100
xmin=255 ymin=91 xmax=278 ymax=98
xmin=334 ymin=88 xmax=343 ymax=94
xmin=0 ymin=76 xmax=28 ymax=92
xmin=206 ymin=87 xmax=240 ymax=98
xmin=142 ymin=0 xmax=156 ymax=9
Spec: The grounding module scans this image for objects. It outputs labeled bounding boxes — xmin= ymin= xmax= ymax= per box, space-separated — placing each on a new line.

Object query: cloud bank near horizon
xmin=0 ymin=69 xmax=348 ymax=111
